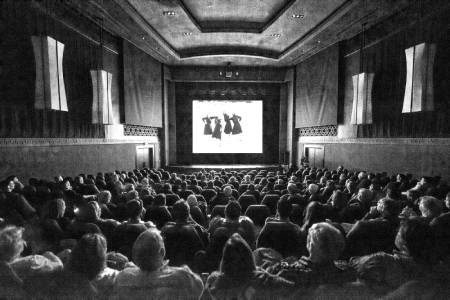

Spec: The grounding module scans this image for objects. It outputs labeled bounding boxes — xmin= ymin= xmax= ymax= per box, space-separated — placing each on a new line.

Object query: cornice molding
xmin=0 ymin=137 xmax=160 ymax=147
xmin=298 ymin=137 xmax=450 ymax=145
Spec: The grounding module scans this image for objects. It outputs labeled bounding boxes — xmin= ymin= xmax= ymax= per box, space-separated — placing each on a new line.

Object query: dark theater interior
xmin=0 ymin=0 xmax=449 ymax=299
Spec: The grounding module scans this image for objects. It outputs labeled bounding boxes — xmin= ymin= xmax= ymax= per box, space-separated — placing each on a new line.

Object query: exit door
xmin=304 ymin=145 xmax=324 ymax=169
xmin=136 ymin=146 xmax=154 ymax=169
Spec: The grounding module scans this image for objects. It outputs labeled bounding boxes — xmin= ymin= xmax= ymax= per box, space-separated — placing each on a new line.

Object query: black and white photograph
xmin=0 ymin=0 xmax=449 ymax=299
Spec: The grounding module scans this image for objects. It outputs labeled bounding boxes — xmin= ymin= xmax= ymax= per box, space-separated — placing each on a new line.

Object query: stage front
xmin=167 ymin=164 xmax=282 ymax=173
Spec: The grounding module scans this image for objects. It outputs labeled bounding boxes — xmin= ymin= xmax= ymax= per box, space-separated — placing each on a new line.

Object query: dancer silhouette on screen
xmin=223 ymin=113 xmax=232 ymax=134
xmin=202 ymin=116 xmax=213 ymax=135
xmin=212 ymin=118 xmax=222 ymax=140
xmin=231 ymin=114 xmax=242 ymax=135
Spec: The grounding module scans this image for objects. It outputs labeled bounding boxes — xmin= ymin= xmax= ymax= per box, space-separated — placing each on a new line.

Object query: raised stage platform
xmin=167 ymin=164 xmax=283 ymax=173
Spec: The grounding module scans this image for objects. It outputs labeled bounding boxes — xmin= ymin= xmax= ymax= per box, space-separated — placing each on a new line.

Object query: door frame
xmin=303 ymin=144 xmax=325 ymax=168
xmin=135 ymin=144 xmax=155 ymax=169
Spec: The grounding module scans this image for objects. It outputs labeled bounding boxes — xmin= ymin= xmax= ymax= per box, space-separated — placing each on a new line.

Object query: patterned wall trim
xmin=124 ymin=125 xmax=160 ymax=137
xmin=0 ymin=137 xmax=159 ymax=147
xmin=298 ymin=125 xmax=338 ymax=137
xmin=298 ymin=136 xmax=450 ymax=145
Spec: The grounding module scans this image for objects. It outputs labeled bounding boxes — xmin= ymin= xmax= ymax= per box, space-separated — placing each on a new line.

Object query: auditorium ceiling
xmin=64 ymin=0 xmax=414 ymax=66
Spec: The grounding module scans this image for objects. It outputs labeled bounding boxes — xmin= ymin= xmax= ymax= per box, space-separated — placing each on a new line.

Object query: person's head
xmin=186 ymin=194 xmax=198 ymax=207
xmin=97 ymin=190 xmax=111 ymax=204
xmin=308 ymin=184 xmax=319 ymax=195
xmin=395 ymin=218 xmax=435 ymax=264
xmin=223 ymin=186 xmax=232 ymax=197
xmin=302 ymin=201 xmax=325 ymax=231
xmin=154 ymin=194 xmax=166 ymax=206
xmin=331 ymin=190 xmax=348 ymax=210
xmin=287 ymin=183 xmax=297 ymax=194
xmin=307 ymin=222 xmax=345 ymax=264
xmin=277 ymin=197 xmax=292 ymax=220
xmin=225 ymin=201 xmax=241 ymax=221
xmin=418 ymin=196 xmax=442 ymax=219
xmin=445 ymin=192 xmax=450 ymax=210
xmin=69 ymin=233 xmax=107 ymax=280
xmin=172 ymin=200 xmax=190 ymax=222
xmin=126 ymin=200 xmax=144 ymax=220
xmin=75 ymin=175 xmax=84 ymax=185
xmin=126 ymin=190 xmax=139 ymax=201
xmin=357 ymin=188 xmax=373 ymax=208
xmin=377 ymin=198 xmax=398 ymax=218
xmin=133 ymin=229 xmax=165 ymax=271
xmin=220 ymin=233 xmax=255 ymax=280
xmin=47 ymin=198 xmax=66 ymax=219
xmin=386 ymin=182 xmax=401 ymax=200
xmin=62 ymin=179 xmax=72 ymax=191
xmin=0 ymin=226 xmax=25 ymax=263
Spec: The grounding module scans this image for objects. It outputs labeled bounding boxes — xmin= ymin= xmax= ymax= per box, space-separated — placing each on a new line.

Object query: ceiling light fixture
xmin=292 ymin=13 xmax=304 ymax=19
xmin=163 ymin=11 xmax=176 ymax=16
xmin=271 ymin=33 xmax=281 ymax=38
xmin=182 ymin=32 xmax=192 ymax=36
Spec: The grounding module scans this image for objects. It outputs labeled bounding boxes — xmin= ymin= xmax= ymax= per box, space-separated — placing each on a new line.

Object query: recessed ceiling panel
xmin=182 ymin=0 xmax=290 ymax=23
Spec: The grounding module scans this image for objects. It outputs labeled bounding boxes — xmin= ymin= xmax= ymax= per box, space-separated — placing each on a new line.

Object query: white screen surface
xmin=192 ymin=100 xmax=263 ymax=153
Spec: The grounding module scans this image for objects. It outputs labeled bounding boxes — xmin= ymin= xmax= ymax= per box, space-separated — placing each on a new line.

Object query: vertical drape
xmin=295 ymin=44 xmax=339 ymax=128
xmin=123 ymin=40 xmax=163 ymax=127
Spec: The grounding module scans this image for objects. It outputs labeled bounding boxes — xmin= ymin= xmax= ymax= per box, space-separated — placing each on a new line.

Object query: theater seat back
xmin=245 ymin=205 xmax=270 ymax=227
xmin=257 ymin=222 xmax=305 ymax=258
xmin=238 ymin=195 xmax=257 ymax=214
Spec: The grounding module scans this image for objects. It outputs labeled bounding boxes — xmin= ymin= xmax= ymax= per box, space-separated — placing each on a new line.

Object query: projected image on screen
xmin=192 ymin=100 xmax=263 ymax=153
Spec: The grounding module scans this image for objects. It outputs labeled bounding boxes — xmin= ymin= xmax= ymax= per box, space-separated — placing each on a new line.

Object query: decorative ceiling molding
xmin=61 ymin=0 xmax=429 ymax=66
xmin=179 ymin=46 xmax=279 ymax=59
xmin=178 ymin=0 xmax=296 ymax=33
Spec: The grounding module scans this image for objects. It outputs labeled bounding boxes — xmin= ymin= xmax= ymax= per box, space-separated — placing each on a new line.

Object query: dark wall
xmin=123 ymin=40 xmax=163 ymax=127
xmin=0 ymin=1 xmax=122 ymax=138
xmin=175 ymin=82 xmax=280 ymax=165
xmin=297 ymin=3 xmax=450 ymax=179
xmin=341 ymin=4 xmax=450 ymax=138
xmin=0 ymin=143 xmax=138 ymax=182
xmin=299 ymin=141 xmax=450 ymax=180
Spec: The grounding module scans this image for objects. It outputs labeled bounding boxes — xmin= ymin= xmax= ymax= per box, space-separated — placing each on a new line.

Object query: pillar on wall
xmin=90 ymin=69 xmax=114 ymax=124
xmin=402 ymin=42 xmax=436 ymax=113
xmin=31 ymin=35 xmax=68 ymax=111
xmin=285 ymin=68 xmax=295 ymax=166
xmin=351 ymin=72 xmax=374 ymax=124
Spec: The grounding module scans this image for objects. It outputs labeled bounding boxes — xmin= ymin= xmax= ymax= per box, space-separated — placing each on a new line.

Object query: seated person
xmin=176 ymin=181 xmax=194 ymax=200
xmin=114 ymin=229 xmax=203 ymax=299
xmin=161 ymin=200 xmax=207 ymax=268
xmin=348 ymin=217 xmax=437 ymax=298
xmin=0 ymin=226 xmax=27 ymax=298
xmin=112 ymin=200 xmax=155 ymax=259
xmin=144 ymin=194 xmax=172 ymax=229
xmin=242 ymin=184 xmax=261 ymax=203
xmin=186 ymin=195 xmax=207 ymax=228
xmin=209 ymin=201 xmax=257 ymax=249
xmin=345 ymin=198 xmax=399 ymax=258
xmin=204 ymin=233 xmax=294 ymax=300
xmin=257 ymin=197 xmax=305 ymax=258
xmin=418 ymin=196 xmax=443 ymax=222
xmin=210 ymin=186 xmax=235 ymax=210
xmin=66 ymin=204 xmax=102 ymax=240
xmin=265 ymin=222 xmax=354 ymax=291
xmin=35 ymin=233 xmax=107 ymax=299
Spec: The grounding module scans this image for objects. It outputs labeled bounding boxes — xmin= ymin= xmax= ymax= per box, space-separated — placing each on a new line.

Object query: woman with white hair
xmin=265 ymin=222 xmax=352 ymax=290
